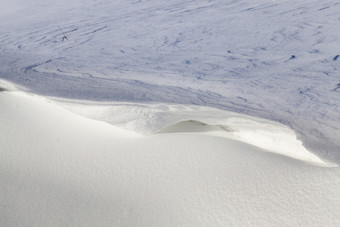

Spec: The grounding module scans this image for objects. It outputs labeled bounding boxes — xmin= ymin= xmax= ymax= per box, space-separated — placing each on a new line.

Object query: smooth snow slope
xmin=0 ymin=0 xmax=339 ymax=162
xmin=1 ymin=88 xmax=340 ymax=226
xmin=50 ymin=96 xmax=328 ymax=166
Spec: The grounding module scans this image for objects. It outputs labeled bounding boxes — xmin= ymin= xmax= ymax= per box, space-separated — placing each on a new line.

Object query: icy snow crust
xmin=0 ymin=0 xmax=339 ymax=162
xmin=1 ymin=88 xmax=340 ymax=226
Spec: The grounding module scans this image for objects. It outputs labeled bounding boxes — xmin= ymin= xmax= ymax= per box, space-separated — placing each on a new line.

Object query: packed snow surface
xmin=54 ymin=96 xmax=328 ymax=166
xmin=1 ymin=85 xmax=340 ymax=226
xmin=1 ymin=0 xmax=340 ymax=225
xmin=0 ymin=0 xmax=339 ymax=162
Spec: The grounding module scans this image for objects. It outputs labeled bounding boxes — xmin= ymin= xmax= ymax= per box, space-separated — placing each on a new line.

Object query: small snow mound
xmin=158 ymin=119 xmax=330 ymax=167
xmin=158 ymin=120 xmax=224 ymax=134
xmin=54 ymin=99 xmax=332 ymax=166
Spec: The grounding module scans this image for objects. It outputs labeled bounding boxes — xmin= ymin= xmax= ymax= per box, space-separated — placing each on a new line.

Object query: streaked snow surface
xmin=1 ymin=87 xmax=340 ymax=226
xmin=1 ymin=0 xmax=340 ymax=225
xmin=0 ymin=0 xmax=339 ymax=162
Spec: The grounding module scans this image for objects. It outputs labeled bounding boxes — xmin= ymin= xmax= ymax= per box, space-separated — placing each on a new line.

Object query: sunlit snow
xmin=1 ymin=0 xmax=340 ymax=226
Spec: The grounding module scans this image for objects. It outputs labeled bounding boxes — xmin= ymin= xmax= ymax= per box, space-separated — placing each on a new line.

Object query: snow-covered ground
xmin=1 ymin=83 xmax=340 ymax=226
xmin=0 ymin=0 xmax=339 ymax=162
xmin=52 ymin=95 xmax=329 ymax=166
xmin=1 ymin=0 xmax=340 ymax=225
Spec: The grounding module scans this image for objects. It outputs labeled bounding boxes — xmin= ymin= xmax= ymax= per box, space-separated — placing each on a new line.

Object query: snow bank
xmin=1 ymin=87 xmax=340 ymax=226
xmin=52 ymin=98 xmax=330 ymax=166
xmin=1 ymin=0 xmax=339 ymax=162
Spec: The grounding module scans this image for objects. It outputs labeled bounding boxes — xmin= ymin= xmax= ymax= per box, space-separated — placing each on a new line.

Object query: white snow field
xmin=1 ymin=83 xmax=340 ymax=226
xmin=0 ymin=0 xmax=339 ymax=162
xmin=1 ymin=0 xmax=340 ymax=226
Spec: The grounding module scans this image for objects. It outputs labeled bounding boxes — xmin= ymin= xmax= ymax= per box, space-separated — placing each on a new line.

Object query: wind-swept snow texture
xmin=0 ymin=0 xmax=340 ymax=162
xmin=1 ymin=88 xmax=340 ymax=226
xmin=53 ymin=97 xmax=329 ymax=166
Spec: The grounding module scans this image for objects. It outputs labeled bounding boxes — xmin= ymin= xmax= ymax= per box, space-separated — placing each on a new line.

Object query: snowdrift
xmin=1 ymin=0 xmax=340 ymax=162
xmin=1 ymin=0 xmax=339 ymax=225
xmin=52 ymin=97 xmax=329 ymax=166
xmin=1 ymin=86 xmax=340 ymax=226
